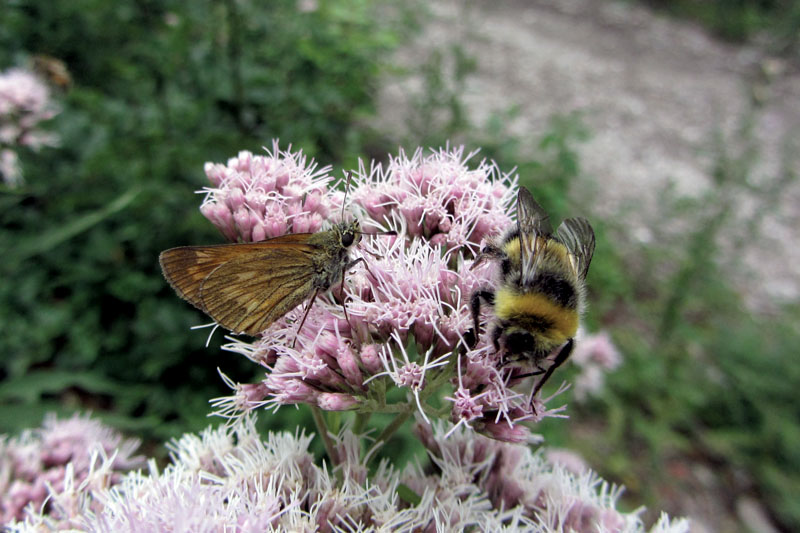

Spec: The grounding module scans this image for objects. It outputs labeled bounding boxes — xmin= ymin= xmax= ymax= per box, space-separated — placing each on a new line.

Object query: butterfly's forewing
xmin=159 ymin=234 xmax=319 ymax=335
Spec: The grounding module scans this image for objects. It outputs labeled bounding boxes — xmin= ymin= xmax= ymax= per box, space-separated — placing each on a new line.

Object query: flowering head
xmin=350 ymin=147 xmax=514 ymax=254
xmin=0 ymin=413 xmax=142 ymax=526
xmin=192 ymin=142 xmax=574 ymax=444
xmin=0 ymin=67 xmax=60 ymax=186
xmin=571 ymin=330 xmax=622 ymax=401
xmin=4 ymin=415 xmax=688 ymax=532
xmin=199 ymin=141 xmax=342 ymax=242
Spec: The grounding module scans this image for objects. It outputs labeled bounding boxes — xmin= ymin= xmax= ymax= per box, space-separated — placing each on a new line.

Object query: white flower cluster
xmin=7 ymin=416 xmax=689 ymax=533
xmin=0 ymin=67 xmax=60 ymax=186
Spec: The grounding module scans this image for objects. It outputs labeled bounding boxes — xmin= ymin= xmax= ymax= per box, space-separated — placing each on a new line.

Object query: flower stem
xmin=366 ymin=410 xmax=411 ymax=464
xmin=354 ymin=412 xmax=372 ymax=434
xmin=311 ymin=406 xmax=339 ymax=466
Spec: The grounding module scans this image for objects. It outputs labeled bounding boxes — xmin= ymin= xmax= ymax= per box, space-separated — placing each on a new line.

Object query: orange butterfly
xmin=159 ymin=221 xmax=363 ymax=336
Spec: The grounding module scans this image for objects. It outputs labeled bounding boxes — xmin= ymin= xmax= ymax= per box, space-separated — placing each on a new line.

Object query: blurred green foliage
xmin=0 ymin=0 xmax=416 ymax=441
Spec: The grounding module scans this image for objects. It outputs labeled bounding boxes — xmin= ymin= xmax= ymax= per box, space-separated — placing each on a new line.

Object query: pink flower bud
xmin=292 ymin=214 xmax=311 ymax=234
xmin=429 ymin=233 xmax=447 ymax=247
xmin=306 ymin=212 xmax=324 ymax=233
xmin=233 ymin=207 xmax=253 ymax=242
xmin=478 ymin=420 xmax=530 ymax=443
xmin=251 ymin=223 xmax=267 ymax=242
xmin=225 ymin=187 xmax=245 ymax=211
xmin=317 ymin=393 xmax=358 ymax=411
xmin=336 ymin=345 xmax=363 ymax=388
xmin=545 ymin=448 xmax=589 ymax=475
xmin=315 ymin=332 xmax=340 ymax=359
xmin=359 ymin=344 xmax=383 ymax=375
xmin=267 ymin=376 xmax=318 ymax=404
xmin=264 ymin=215 xmax=288 ymax=238
xmin=412 ymin=320 xmax=435 ymax=351
xmin=303 ymin=190 xmax=322 ymax=212
xmin=232 ymin=150 xmax=253 ymax=172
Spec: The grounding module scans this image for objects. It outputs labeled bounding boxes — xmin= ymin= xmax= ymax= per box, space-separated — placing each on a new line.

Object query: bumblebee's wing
xmin=516 ymin=187 xmax=553 ymax=237
xmin=556 ymin=217 xmax=595 ymax=280
xmin=516 ymin=188 xmax=553 ymax=276
xmin=160 ymin=236 xmax=319 ymax=335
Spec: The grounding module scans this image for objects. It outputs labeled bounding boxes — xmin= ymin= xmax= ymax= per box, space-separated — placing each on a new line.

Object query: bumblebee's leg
xmin=512 ymin=365 xmax=547 ymax=380
xmin=490 ymin=323 xmax=502 ymax=352
xmin=468 ymin=289 xmax=495 ymax=348
xmin=530 ymin=338 xmax=574 ymax=398
xmin=470 ymin=289 xmax=495 ymax=334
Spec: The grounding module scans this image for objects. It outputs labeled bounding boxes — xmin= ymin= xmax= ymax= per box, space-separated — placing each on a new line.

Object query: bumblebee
xmin=470 ymin=187 xmax=595 ymax=397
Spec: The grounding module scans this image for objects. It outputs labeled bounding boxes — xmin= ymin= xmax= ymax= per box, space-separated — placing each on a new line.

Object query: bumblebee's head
xmin=500 ymin=327 xmax=553 ymax=363
xmin=338 ymin=220 xmax=362 ymax=248
xmin=503 ymin=330 xmax=535 ymax=356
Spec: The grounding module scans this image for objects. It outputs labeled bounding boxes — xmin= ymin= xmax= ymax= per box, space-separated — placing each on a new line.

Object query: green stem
xmin=366 ymin=410 xmax=412 ymax=465
xmin=311 ymin=406 xmax=339 ymax=466
xmin=353 ymin=412 xmax=371 ymax=434
xmin=356 ymin=402 xmax=411 ymax=414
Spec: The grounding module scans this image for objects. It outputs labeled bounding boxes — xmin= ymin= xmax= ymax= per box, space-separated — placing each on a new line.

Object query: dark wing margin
xmin=556 ymin=217 xmax=595 ymax=280
xmin=159 ymin=239 xmax=318 ymax=335
xmin=517 ymin=187 xmax=553 ymax=277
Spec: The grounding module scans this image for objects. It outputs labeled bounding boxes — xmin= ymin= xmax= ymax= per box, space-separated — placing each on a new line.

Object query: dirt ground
xmin=376 ymin=1 xmax=799 ymax=531
xmin=377 ymin=0 xmax=800 ymax=313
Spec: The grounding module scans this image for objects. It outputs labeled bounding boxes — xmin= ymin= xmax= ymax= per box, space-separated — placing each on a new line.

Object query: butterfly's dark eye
xmin=342 ymin=232 xmax=355 ymax=247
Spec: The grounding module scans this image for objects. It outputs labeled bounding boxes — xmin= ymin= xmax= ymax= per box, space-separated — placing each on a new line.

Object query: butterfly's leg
xmin=345 ymin=256 xmax=369 ymax=276
xmin=292 ymin=290 xmax=319 ymax=347
xmin=338 ymin=257 xmax=368 ymax=325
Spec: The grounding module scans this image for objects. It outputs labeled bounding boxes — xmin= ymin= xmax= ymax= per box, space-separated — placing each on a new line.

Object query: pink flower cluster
xmin=351 ymin=147 xmax=511 ymax=253
xmin=0 ymin=67 xmax=60 ymax=185
xmin=0 ymin=413 xmax=143 ymax=526
xmin=203 ymin=143 xmax=572 ymax=442
xmin=199 ymin=141 xmax=342 ymax=243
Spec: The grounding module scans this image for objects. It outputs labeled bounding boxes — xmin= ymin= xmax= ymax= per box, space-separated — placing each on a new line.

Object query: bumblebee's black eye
xmin=342 ymin=232 xmax=355 ymax=247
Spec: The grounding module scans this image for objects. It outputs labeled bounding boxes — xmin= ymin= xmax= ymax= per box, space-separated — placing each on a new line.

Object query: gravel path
xmin=377 ymin=0 xmax=800 ymax=310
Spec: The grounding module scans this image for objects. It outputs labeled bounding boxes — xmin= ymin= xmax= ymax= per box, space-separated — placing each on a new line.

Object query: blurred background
xmin=1 ymin=0 xmax=798 ymax=530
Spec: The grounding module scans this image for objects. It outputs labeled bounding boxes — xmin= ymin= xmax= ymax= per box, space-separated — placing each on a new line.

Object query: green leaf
xmin=8 ymin=186 xmax=141 ymax=266
xmin=396 ymin=483 xmax=422 ymax=506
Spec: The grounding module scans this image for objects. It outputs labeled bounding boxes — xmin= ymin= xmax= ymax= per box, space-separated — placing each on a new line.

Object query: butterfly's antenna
xmin=360 ymin=230 xmax=397 ymax=237
xmin=341 ymin=170 xmax=352 ymax=221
